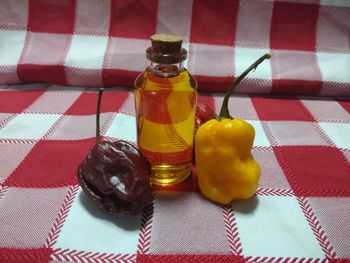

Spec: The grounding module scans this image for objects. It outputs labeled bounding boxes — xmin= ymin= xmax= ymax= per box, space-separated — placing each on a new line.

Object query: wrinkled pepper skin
xmin=195 ymin=118 xmax=260 ymax=204
xmin=77 ymin=140 xmax=153 ymax=215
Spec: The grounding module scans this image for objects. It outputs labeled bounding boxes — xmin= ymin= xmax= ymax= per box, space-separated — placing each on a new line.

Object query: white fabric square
xmin=235 ymin=1 xmax=273 ymax=48
xmin=0 ymin=30 xmax=26 ymax=65
xmin=0 ymin=67 xmax=20 ymax=84
xmin=192 ymin=43 xmax=234 ymax=77
xmin=21 ymin=32 xmax=69 ymax=65
xmin=0 ymin=142 xmax=34 ymax=181
xmin=317 ymin=53 xmax=350 ymax=83
xmin=0 ymin=113 xmax=11 ymax=123
xmin=319 ymin=122 xmax=350 ymax=149
xmin=49 ymin=113 xmax=110 ymax=140
xmin=235 ymin=48 xmax=272 ymax=80
xmin=214 ymin=96 xmax=259 ymax=120
xmin=0 ymin=0 xmax=29 ymax=29
xmin=75 ymin=0 xmax=111 ymax=35
xmin=267 ymin=121 xmax=329 ymax=146
xmin=0 ymin=187 xmax=69 ymax=248
xmin=105 ymin=113 xmax=136 ymax=142
xmin=24 ymin=91 xmax=81 ymax=114
xmin=246 ymin=120 xmax=270 ymax=147
xmin=156 ymin=0 xmax=193 ymax=41
xmin=150 ymin=192 xmax=230 ymax=253
xmin=107 ymin=37 xmax=148 ymax=71
xmin=320 ymin=0 xmax=350 ymax=7
xmin=65 ymin=35 xmax=108 ymax=69
xmin=233 ymin=195 xmax=324 ymax=257
xmin=277 ymin=0 xmax=318 ymax=3
xmin=182 ymin=41 xmax=190 ymax=69
xmin=343 ymin=149 xmax=350 ymax=163
xmin=316 ymin=7 xmax=350 ymax=52
xmin=54 ymin=189 xmax=141 ymax=254
xmin=0 ymin=113 xmax=61 ymax=139
xmin=302 ymin=100 xmax=350 ymax=122
xmin=307 ymin=197 xmax=350 ymax=257
xmin=65 ymin=67 xmax=103 ymax=86
xmin=252 ymin=149 xmax=291 ymax=190
xmin=119 ymin=93 xmax=137 ymax=115
xmin=272 ymin=50 xmax=320 ymax=81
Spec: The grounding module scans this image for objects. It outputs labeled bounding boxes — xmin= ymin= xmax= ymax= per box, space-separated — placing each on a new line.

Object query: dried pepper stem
xmin=219 ymin=53 xmax=271 ymax=119
xmin=96 ymin=87 xmax=104 ymax=143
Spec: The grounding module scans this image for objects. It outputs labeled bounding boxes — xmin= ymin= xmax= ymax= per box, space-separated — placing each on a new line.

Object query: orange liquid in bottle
xmin=135 ymin=66 xmax=197 ymax=185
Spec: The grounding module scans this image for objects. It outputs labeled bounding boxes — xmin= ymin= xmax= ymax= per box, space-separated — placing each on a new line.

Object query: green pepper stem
xmin=96 ymin=87 xmax=104 ymax=143
xmin=219 ymin=53 xmax=271 ymax=119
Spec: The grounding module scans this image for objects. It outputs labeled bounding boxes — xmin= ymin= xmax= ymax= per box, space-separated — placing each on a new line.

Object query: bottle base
xmin=150 ymin=162 xmax=192 ymax=185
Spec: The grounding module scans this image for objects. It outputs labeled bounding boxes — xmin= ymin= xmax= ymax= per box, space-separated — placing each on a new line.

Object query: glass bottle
xmin=134 ymin=34 xmax=197 ymax=185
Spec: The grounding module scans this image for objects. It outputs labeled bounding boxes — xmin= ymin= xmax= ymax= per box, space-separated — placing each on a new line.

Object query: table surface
xmin=0 ymin=84 xmax=349 ymax=263
xmin=1 ymin=0 xmax=350 ymax=262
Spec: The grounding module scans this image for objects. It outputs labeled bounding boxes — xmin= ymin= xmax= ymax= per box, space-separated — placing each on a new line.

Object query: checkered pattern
xmin=1 ymin=0 xmax=350 ymax=262
xmin=0 ymin=0 xmax=350 ymax=96
xmin=0 ymin=84 xmax=349 ymax=262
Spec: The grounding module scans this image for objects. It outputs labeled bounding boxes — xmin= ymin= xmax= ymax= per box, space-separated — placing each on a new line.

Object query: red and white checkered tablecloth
xmin=0 ymin=83 xmax=349 ymax=262
xmin=0 ymin=0 xmax=350 ymax=96
xmin=1 ymin=0 xmax=350 ymax=262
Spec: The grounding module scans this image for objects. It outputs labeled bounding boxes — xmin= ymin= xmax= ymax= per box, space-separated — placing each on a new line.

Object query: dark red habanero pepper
xmin=77 ymin=88 xmax=153 ymax=216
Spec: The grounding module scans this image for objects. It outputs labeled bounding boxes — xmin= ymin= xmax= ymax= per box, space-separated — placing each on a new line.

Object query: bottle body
xmin=134 ymin=63 xmax=197 ymax=185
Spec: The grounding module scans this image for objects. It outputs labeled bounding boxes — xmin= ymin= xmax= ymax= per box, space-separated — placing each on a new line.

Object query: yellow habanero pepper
xmin=195 ymin=54 xmax=271 ymax=205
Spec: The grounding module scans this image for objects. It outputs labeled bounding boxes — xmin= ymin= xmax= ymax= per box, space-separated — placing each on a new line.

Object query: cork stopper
xmin=146 ymin=34 xmax=187 ymax=64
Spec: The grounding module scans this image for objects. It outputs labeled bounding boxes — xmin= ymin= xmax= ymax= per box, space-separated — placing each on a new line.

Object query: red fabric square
xmin=17 ymin=64 xmax=67 ymax=85
xmin=28 ymin=0 xmax=76 ymax=34
xmin=0 ymin=90 xmax=43 ymax=113
xmin=339 ymin=101 xmax=350 ymax=114
xmin=272 ymin=79 xmax=322 ymax=96
xmin=6 ymin=139 xmax=95 ymax=187
xmin=319 ymin=82 xmax=350 ymax=97
xmin=190 ymin=0 xmax=239 ymax=45
xmin=194 ymin=75 xmax=233 ymax=93
xmin=252 ymin=97 xmax=314 ymax=121
xmin=0 ymin=248 xmax=52 ymax=263
xmin=274 ymin=146 xmax=350 ymax=196
xmin=65 ymin=90 xmax=129 ymax=115
xmin=270 ymin=2 xmax=318 ymax=51
xmin=197 ymin=94 xmax=215 ymax=113
xmin=102 ymin=69 xmax=139 ymax=88
xmin=109 ymin=0 xmax=157 ymax=39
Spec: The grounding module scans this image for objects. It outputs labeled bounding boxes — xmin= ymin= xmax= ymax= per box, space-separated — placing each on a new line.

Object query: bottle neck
xmin=148 ymin=60 xmax=184 ymax=77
